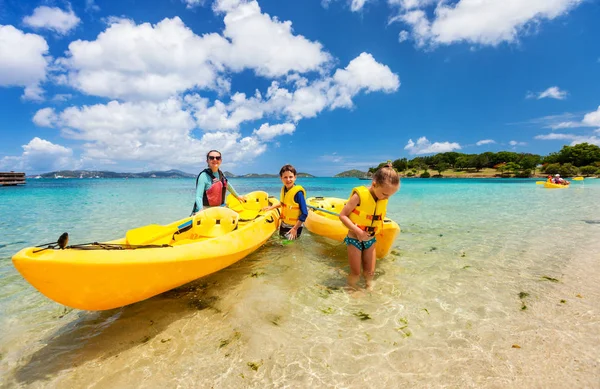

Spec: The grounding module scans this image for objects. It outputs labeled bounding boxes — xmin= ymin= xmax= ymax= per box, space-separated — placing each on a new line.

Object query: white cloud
xmin=23 ymin=6 xmax=81 ymax=35
xmin=581 ymin=106 xmax=600 ymax=128
xmin=0 ymin=25 xmax=49 ymax=100
xmin=535 ymin=133 xmax=600 ymax=146
xmin=0 ymin=137 xmax=76 ymax=173
xmin=182 ymin=0 xmax=205 ymax=8
xmin=52 ymin=93 xmax=73 ymax=102
xmin=476 ymin=139 xmax=495 ymax=146
xmin=57 ymin=17 xmax=227 ymax=101
xmin=253 ymin=122 xmax=296 ymax=141
xmin=389 ymin=0 xmax=582 ymax=48
xmin=85 ymin=0 xmax=100 ymax=12
xmin=398 ymin=30 xmax=410 ymax=42
xmin=533 ymin=106 xmax=600 ymax=130
xmin=333 ymin=52 xmax=400 ymax=95
xmin=319 ymin=153 xmax=344 ymax=163
xmin=17 ymin=2 xmax=399 ymax=171
xmin=404 ymin=137 xmax=461 ymax=154
xmin=33 ymin=107 xmax=58 ymax=127
xmin=351 ymin=0 xmax=369 ymax=12
xmin=509 ymin=140 xmax=527 ymax=146
xmin=29 ymin=98 xmax=286 ymax=169
xmin=185 ymin=53 xmax=398 ymax=129
xmin=213 ymin=0 xmax=332 ymax=77
xmin=536 ymin=86 xmax=568 ymax=100
xmin=57 ymin=1 xmax=332 ymax=101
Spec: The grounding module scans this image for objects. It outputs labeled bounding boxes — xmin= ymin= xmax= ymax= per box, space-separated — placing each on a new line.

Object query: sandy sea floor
xmin=0 ymin=178 xmax=599 ymax=388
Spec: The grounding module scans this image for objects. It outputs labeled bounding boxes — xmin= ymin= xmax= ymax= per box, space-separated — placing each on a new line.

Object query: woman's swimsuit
xmin=344 ymin=235 xmax=376 ymax=251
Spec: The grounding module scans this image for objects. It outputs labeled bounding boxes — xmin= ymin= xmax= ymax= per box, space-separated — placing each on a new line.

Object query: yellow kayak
xmin=544 ymin=182 xmax=569 ymax=189
xmin=12 ymin=191 xmax=280 ymax=311
xmin=304 ymin=196 xmax=400 ymax=258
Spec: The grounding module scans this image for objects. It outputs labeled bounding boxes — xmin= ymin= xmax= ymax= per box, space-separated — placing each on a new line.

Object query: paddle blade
xmin=126 ymin=219 xmax=192 ymax=245
xmin=573 ymin=177 xmax=584 ymax=181
xmin=536 ymin=181 xmax=546 ymax=185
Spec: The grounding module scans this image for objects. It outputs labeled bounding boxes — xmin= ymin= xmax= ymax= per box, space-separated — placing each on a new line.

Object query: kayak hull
xmin=304 ymin=197 xmax=400 ymax=258
xmin=12 ymin=192 xmax=279 ymax=311
xmin=544 ymin=182 xmax=569 ymax=189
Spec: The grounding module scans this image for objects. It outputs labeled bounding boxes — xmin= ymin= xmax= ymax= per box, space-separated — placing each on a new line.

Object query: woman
xmin=191 ymin=150 xmax=245 ymax=215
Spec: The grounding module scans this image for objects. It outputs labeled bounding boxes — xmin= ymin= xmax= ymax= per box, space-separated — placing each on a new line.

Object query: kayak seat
xmin=193 ymin=207 xmax=239 ymax=238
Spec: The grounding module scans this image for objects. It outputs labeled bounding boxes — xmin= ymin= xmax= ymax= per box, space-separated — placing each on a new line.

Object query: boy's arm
xmin=295 ymin=191 xmax=308 ymax=223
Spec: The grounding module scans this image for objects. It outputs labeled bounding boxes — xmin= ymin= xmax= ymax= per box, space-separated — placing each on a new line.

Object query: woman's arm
xmin=194 ymin=173 xmax=211 ymax=213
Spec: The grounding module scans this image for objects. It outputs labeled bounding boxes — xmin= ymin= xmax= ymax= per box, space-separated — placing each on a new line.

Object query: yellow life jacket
xmin=348 ymin=186 xmax=387 ymax=235
xmin=280 ymin=185 xmax=306 ymax=225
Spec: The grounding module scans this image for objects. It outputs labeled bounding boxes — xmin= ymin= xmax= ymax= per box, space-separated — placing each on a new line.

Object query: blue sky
xmin=1 ymin=0 xmax=599 ymax=176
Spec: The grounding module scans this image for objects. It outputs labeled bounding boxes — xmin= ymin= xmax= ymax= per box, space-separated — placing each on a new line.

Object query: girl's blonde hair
xmin=373 ymin=160 xmax=399 ymax=186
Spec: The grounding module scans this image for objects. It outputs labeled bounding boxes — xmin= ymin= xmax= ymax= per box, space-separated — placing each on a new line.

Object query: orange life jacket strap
xmin=352 ymin=209 xmax=383 ymax=221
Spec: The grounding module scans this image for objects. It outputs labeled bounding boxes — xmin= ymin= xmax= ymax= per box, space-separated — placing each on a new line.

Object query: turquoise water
xmin=1 ymin=177 xmax=599 ymax=388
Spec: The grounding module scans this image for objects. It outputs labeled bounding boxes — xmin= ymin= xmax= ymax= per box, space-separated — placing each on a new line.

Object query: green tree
xmin=559 ymin=163 xmax=578 ymax=177
xmin=435 ymin=162 xmax=449 ymax=176
xmin=543 ymin=163 xmax=561 ymax=175
xmin=555 ymin=143 xmax=600 ymax=166
xmin=455 ymin=156 xmax=470 ymax=170
xmin=579 ymin=166 xmax=598 ymax=176
xmin=392 ymin=158 xmax=408 ymax=172
xmin=505 ymin=162 xmax=521 ymax=175
xmin=472 ymin=154 xmax=489 ymax=172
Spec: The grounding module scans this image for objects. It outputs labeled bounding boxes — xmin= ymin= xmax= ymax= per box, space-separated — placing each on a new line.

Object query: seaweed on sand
xmin=354 ymin=311 xmax=371 ymax=321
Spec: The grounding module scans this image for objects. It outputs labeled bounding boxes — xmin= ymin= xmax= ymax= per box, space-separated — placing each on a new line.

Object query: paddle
xmin=536 ymin=181 xmax=546 ymax=185
xmin=307 ymin=204 xmax=341 ymax=217
xmin=573 ymin=177 xmax=584 ymax=181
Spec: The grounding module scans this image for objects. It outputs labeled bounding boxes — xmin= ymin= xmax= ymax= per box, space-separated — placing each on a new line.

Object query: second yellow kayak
xmin=544 ymin=182 xmax=569 ymax=189
xmin=304 ymin=196 xmax=400 ymax=258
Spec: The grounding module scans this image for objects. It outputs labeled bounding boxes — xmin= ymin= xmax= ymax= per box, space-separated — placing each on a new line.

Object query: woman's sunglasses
xmin=208 ymin=156 xmax=222 ymax=161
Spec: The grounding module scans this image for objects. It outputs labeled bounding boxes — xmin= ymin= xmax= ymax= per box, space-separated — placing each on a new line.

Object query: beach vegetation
xmin=435 ymin=162 xmax=449 ymax=176
xmin=420 ymin=171 xmax=431 ymax=178
xmin=579 ymin=165 xmax=598 ymax=176
xmin=392 ymin=158 xmax=408 ymax=172
xmin=354 ymin=311 xmax=372 ymax=320
xmin=247 ymin=361 xmax=263 ymax=371
xmin=558 ymin=163 xmax=578 ymax=177
xmin=541 ymin=276 xmax=560 ymax=282
xmin=361 ymin=143 xmax=600 ymax=178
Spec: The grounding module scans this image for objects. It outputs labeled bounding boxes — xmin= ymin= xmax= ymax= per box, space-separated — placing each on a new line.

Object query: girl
xmin=339 ymin=162 xmax=400 ymax=290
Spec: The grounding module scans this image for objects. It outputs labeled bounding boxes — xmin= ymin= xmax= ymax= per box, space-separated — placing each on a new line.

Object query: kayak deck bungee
xmin=304 ymin=196 xmax=400 ymax=259
xmin=12 ymin=191 xmax=280 ymax=311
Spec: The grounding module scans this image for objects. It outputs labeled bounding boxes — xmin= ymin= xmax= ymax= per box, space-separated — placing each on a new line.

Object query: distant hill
xmin=34 ymin=169 xmax=196 ymax=179
xmin=234 ymin=172 xmax=315 ymax=178
xmin=334 ymin=169 xmax=368 ymax=178
xmin=31 ymin=170 xmax=316 ymax=179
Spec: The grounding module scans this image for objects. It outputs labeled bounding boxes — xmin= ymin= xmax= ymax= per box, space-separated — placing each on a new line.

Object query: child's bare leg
xmin=362 ymin=244 xmax=377 ymax=291
xmin=347 ymin=245 xmax=362 ymax=290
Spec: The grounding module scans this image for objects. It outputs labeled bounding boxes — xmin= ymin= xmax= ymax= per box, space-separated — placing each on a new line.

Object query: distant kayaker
xmin=339 ymin=161 xmax=400 ymax=291
xmin=261 ymin=164 xmax=308 ymax=240
xmin=191 ymin=150 xmax=245 ymax=215
xmin=553 ymin=174 xmax=569 ymax=185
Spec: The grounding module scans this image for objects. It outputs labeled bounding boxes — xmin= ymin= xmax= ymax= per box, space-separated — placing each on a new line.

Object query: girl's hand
xmin=238 ymin=195 xmax=247 ymax=203
xmin=260 ymin=206 xmax=272 ymax=212
xmin=357 ymin=230 xmax=372 ymax=241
